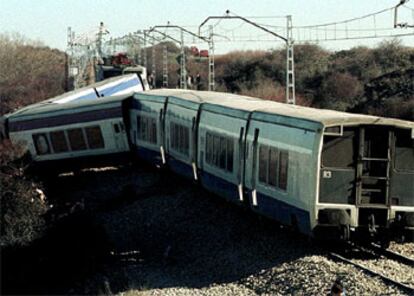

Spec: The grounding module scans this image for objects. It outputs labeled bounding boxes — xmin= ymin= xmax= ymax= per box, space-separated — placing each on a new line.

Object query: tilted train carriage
xmin=0 ymin=74 xmax=146 ymax=171
xmin=2 ymin=84 xmax=413 ymax=244
xmin=131 ymin=89 xmax=414 ymax=244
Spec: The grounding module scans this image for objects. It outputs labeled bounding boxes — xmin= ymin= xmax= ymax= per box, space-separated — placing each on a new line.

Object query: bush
xmin=0 ymin=140 xmax=48 ymax=247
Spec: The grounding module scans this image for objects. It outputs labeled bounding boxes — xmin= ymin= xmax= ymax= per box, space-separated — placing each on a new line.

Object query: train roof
xmin=6 ymin=94 xmax=132 ymax=122
xmin=5 ymin=74 xmax=142 ymax=119
xmin=144 ymin=89 xmax=414 ymax=130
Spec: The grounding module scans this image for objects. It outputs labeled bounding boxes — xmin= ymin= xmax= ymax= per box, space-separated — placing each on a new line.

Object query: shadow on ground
xmin=1 ymin=166 xmax=321 ymax=295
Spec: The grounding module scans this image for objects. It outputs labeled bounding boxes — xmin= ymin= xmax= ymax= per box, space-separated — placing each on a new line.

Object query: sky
xmin=1 ymin=0 xmax=413 ymax=53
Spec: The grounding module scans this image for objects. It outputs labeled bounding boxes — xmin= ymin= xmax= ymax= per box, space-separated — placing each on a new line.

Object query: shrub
xmin=0 ymin=140 xmax=48 ymax=247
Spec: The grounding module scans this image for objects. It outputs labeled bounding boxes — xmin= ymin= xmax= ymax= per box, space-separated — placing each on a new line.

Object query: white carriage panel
xmin=247 ymin=119 xmax=318 ymax=212
xmin=165 ymin=104 xmax=196 ymax=164
xmin=135 ymin=109 xmax=160 ymax=151
xmin=198 ymin=111 xmax=245 ymax=184
xmin=10 ymin=118 xmax=127 ymax=162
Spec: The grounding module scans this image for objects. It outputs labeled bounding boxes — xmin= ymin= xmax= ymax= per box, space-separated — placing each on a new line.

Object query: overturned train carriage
xmin=3 ymin=95 xmax=133 ymax=172
xmin=0 ymin=74 xmax=146 ymax=172
xmin=131 ymin=90 xmax=414 ymax=243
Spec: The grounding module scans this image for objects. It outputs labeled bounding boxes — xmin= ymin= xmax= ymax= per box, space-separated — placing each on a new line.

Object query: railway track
xmin=329 ymin=243 xmax=414 ymax=294
xmin=369 ymin=243 xmax=414 ymax=267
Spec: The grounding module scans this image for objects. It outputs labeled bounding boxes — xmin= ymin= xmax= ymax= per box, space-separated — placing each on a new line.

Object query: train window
xmin=67 ymin=128 xmax=87 ymax=151
xmin=279 ymin=150 xmax=289 ymax=190
xmin=170 ymin=122 xmax=190 ymax=156
xmin=213 ymin=135 xmax=220 ymax=167
xmin=258 ymin=144 xmax=288 ymax=191
xmin=322 ymin=129 xmax=355 ymax=168
xmin=226 ymin=138 xmax=234 ymax=172
xmin=206 ymin=133 xmax=212 ymax=163
xmin=219 ymin=137 xmax=226 ymax=169
xmin=114 ymin=124 xmax=120 ymax=133
xmin=259 ymin=145 xmax=268 ymax=183
xmin=50 ymin=131 xmax=68 ymax=153
xmin=85 ymin=126 xmax=104 ymax=149
xmin=32 ymin=133 xmax=51 ymax=155
xmin=137 ymin=115 xmax=157 ymax=144
xmin=205 ymin=132 xmax=234 ymax=172
xmin=269 ymin=148 xmax=279 ymax=186
xmin=395 ymin=129 xmax=414 ymax=171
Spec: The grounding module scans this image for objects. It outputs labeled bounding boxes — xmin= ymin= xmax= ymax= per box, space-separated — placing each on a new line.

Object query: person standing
xmin=196 ymin=73 xmax=202 ymax=90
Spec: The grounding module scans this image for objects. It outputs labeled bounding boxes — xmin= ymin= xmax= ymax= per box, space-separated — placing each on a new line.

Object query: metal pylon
xmin=66 ymin=27 xmax=73 ymax=89
xmin=162 ymin=44 xmax=168 ymax=88
xmin=136 ymin=36 xmax=142 ymax=65
xmin=286 ymin=15 xmax=296 ymax=105
xmin=152 ymin=39 xmax=156 ymax=88
xmin=180 ymin=29 xmax=187 ymax=89
xmin=208 ymin=25 xmax=215 ymax=91
xmin=143 ymin=31 xmax=148 ymax=70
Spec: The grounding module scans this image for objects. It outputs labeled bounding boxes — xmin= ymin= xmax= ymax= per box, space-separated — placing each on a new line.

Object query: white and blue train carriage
xmin=5 ymin=94 xmax=134 ymax=172
xmin=243 ymin=103 xmax=414 ymax=241
xmin=132 ymin=89 xmax=414 ymax=242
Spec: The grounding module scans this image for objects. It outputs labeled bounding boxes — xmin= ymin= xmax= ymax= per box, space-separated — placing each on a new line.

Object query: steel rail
xmin=329 ymin=252 xmax=414 ymax=294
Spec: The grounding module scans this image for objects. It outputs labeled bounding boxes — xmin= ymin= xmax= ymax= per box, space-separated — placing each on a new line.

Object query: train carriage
xmin=130 ymin=92 xmax=167 ymax=167
xmin=197 ymin=101 xmax=270 ymax=203
xmin=240 ymin=104 xmax=414 ymax=242
xmin=163 ymin=95 xmax=200 ymax=180
xmin=243 ymin=109 xmax=321 ymax=235
xmin=4 ymin=94 xmax=133 ymax=173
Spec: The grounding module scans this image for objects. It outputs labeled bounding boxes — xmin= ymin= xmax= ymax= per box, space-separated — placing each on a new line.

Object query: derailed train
xmin=1 ymin=78 xmax=413 ymax=244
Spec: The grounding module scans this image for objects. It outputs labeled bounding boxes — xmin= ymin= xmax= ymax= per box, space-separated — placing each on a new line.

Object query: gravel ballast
xmin=56 ymin=166 xmax=413 ymax=296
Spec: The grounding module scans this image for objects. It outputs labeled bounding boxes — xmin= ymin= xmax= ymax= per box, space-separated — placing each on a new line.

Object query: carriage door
xmin=113 ymin=122 xmax=127 ymax=150
xmin=356 ymin=126 xmax=391 ymax=206
xmin=320 ymin=127 xmax=357 ymax=205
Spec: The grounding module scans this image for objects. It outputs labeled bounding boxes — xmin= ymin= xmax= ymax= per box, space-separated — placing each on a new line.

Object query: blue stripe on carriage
xmin=249 ymin=191 xmax=311 ymax=234
xmin=97 ymin=77 xmax=142 ymax=97
xmin=199 ymin=170 xmax=241 ymax=203
xmin=167 ymin=157 xmax=194 ymax=180
xmin=9 ymin=107 xmax=123 ymax=132
xmin=199 ymin=170 xmax=311 ymax=234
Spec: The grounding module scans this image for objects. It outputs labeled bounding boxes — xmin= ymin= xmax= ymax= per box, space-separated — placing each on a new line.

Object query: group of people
xmin=185 ymin=73 xmax=202 ymax=90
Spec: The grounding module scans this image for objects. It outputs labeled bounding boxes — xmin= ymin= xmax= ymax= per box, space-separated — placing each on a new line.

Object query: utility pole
xmin=147 ymin=27 xmax=185 ymax=89
xmin=286 ymin=16 xmax=295 ymax=105
xmin=199 ymin=12 xmax=296 ymax=104
xmin=394 ymin=0 xmax=413 ymax=28
xmin=149 ymin=24 xmax=214 ymax=91
xmin=151 ymin=38 xmax=156 ymax=88
xmin=143 ymin=31 xmax=148 ymax=70
xmin=180 ymin=29 xmax=187 ymax=89
xmin=208 ymin=25 xmax=215 ymax=91
xmin=163 ymin=43 xmax=169 ymax=87
xmin=96 ymin=22 xmax=108 ymax=64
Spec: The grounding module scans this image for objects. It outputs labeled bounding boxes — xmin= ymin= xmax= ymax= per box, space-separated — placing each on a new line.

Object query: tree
xmin=0 ymin=33 xmax=66 ymax=115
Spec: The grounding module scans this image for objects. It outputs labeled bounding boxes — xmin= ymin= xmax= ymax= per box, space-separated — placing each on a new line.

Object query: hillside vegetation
xmin=0 ymin=34 xmax=66 ymax=116
xmin=135 ymin=39 xmax=414 ymax=120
